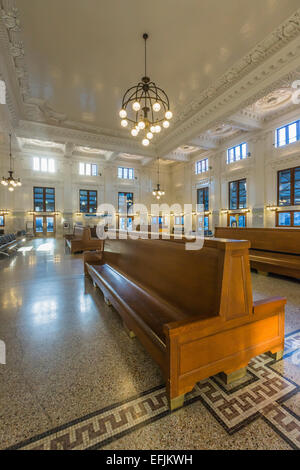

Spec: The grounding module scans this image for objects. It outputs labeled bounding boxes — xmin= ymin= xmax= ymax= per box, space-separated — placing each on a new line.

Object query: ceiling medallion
xmin=254 ymin=88 xmax=293 ymax=111
xmin=1 ymin=134 xmax=22 ymax=191
xmin=119 ymin=33 xmax=173 ymax=147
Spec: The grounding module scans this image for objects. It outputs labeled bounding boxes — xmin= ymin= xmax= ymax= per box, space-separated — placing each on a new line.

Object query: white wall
xmin=170 ymin=108 xmax=300 ymax=232
xmin=1 ymin=108 xmax=300 ymax=236
xmin=0 ymin=148 xmax=172 ymax=236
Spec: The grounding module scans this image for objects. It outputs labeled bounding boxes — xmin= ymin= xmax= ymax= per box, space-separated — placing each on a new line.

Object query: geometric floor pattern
xmin=5 ymin=330 xmax=300 ymax=451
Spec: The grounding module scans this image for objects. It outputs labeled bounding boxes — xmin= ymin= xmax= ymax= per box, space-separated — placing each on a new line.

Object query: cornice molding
xmin=157 ymin=10 xmax=300 ymax=155
xmin=16 ymin=120 xmax=155 ymax=157
xmin=168 ymin=9 xmax=300 ymax=126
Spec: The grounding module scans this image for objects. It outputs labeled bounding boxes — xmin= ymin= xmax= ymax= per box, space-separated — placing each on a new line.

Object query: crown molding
xmin=16 ymin=119 xmax=156 ymax=157
xmin=156 ymin=10 xmax=300 ymax=155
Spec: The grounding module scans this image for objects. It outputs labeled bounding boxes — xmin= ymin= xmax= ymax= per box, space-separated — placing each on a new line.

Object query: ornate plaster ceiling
xmin=1 ymin=1 xmax=300 ymax=160
xmin=12 ymin=1 xmax=300 ymax=129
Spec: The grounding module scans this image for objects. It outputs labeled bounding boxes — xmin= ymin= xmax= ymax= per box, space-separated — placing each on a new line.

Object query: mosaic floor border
xmin=4 ymin=329 xmax=300 ymax=451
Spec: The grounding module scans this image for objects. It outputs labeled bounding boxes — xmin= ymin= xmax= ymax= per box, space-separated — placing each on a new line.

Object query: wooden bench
xmin=64 ymin=225 xmax=103 ymax=254
xmin=85 ymin=236 xmax=286 ymax=410
xmin=215 ymin=227 xmax=300 ymax=280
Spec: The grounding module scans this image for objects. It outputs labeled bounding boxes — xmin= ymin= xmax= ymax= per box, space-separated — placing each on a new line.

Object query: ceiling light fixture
xmin=1 ymin=134 xmax=22 ymax=190
xmin=152 ymin=156 xmax=165 ymax=199
xmin=119 ymin=33 xmax=173 ymax=146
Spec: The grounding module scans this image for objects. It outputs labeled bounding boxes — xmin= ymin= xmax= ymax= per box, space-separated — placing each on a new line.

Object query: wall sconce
xmin=0 ymin=209 xmax=10 ymax=215
xmin=204 ymin=211 xmax=212 ymax=216
xmin=221 ymin=209 xmax=228 ymax=214
xmin=266 ymin=205 xmax=278 ymax=211
xmin=240 ymin=208 xmax=251 ymax=213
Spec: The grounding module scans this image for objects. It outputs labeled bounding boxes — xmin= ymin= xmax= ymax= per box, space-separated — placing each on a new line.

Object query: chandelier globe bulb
xmin=119 ymin=109 xmax=127 ymax=118
xmin=132 ymin=101 xmax=141 ymax=111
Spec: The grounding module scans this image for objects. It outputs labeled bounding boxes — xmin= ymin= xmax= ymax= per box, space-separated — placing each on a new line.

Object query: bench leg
xmin=219 ymin=367 xmax=247 ymax=385
xmin=0 ymin=251 xmax=10 ymax=257
xmin=257 ymin=270 xmax=269 ymax=276
xmin=268 ymin=350 xmax=283 ymax=361
xmin=92 ymin=280 xmax=97 ymax=288
xmin=104 ymin=297 xmax=112 ymax=307
xmin=123 ymin=322 xmax=136 ymax=339
xmin=168 ymin=394 xmax=185 ymax=411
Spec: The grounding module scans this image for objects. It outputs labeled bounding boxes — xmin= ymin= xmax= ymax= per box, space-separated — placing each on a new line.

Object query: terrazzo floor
xmin=0 ymin=238 xmax=299 ymax=450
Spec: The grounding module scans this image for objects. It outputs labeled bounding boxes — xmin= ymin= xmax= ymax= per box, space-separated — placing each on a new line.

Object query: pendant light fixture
xmin=152 ymin=156 xmax=165 ymax=199
xmin=1 ymin=134 xmax=22 ymax=191
xmin=119 ymin=33 xmax=173 ymax=146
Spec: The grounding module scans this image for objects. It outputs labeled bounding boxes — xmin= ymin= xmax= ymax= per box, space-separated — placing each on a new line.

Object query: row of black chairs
xmin=0 ymin=231 xmax=26 ymax=257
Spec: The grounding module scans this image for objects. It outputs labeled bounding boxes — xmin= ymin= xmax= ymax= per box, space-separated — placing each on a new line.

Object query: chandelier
xmin=1 ymin=134 xmax=22 ymax=191
xmin=152 ymin=156 xmax=165 ymax=199
xmin=119 ymin=33 xmax=173 ymax=147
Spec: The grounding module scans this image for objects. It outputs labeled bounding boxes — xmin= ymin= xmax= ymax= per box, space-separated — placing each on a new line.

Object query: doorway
xmin=34 ymin=215 xmax=56 ymax=237
xmin=227 ymin=213 xmax=246 ymax=228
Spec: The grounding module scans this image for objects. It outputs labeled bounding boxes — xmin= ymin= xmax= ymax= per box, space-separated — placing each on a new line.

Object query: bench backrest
xmin=214 ymin=227 xmax=300 ymax=255
xmin=73 ymin=225 xmax=91 ymax=241
xmin=102 ymin=237 xmax=253 ymax=322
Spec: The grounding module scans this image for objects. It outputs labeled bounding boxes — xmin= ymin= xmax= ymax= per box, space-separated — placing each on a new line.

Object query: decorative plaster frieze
xmin=157 ymin=16 xmax=300 ymax=156
xmin=170 ymin=9 xmax=300 ymax=125
xmin=16 ymin=120 xmax=156 ymax=158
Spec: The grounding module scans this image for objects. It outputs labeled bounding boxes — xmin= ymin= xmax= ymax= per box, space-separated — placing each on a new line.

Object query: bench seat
xmin=250 ymin=250 xmax=300 ymax=278
xmin=214 ymin=227 xmax=300 ymax=279
xmin=65 ymin=225 xmax=103 ymax=254
xmin=85 ymin=236 xmax=286 ymax=410
xmin=90 ymin=263 xmax=198 ymax=342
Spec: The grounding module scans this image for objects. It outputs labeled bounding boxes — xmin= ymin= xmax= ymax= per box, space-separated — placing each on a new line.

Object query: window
xmin=229 ymin=179 xmax=247 ymax=210
xmin=276 ymin=120 xmax=300 ymax=147
xmin=79 ymin=190 xmax=97 ymax=213
xmin=118 ymin=167 xmax=134 ymax=179
xmin=33 ymin=157 xmax=55 ymax=173
xmin=195 ymin=159 xmax=208 ymax=175
xmin=79 ymin=162 xmax=98 ymax=176
xmin=118 ymin=192 xmax=133 ymax=230
xmin=0 ymin=215 xmax=4 ymax=227
xmin=33 ymin=187 xmax=55 ymax=212
xmin=227 ymin=143 xmax=248 ymax=164
xmin=197 ymin=187 xmax=209 ymax=211
xmin=276 ymin=211 xmax=300 ymax=227
xmin=278 ymin=166 xmax=300 ymax=206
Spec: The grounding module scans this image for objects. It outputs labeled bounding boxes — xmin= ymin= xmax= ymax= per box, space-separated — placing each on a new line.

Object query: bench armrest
xmin=253 ymin=296 xmax=286 ymax=316
xmin=84 ymin=250 xmax=103 ymax=274
xmin=164 ymin=296 xmax=286 ymax=340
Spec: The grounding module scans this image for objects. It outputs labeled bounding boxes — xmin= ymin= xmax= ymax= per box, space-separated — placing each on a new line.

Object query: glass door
xmin=46 ymin=217 xmax=55 ymax=234
xmin=35 ymin=216 xmax=44 ymax=236
xmin=34 ymin=216 xmax=56 ymax=237
xmin=228 ymin=213 xmax=246 ymax=228
xmin=118 ymin=192 xmax=134 ymax=231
